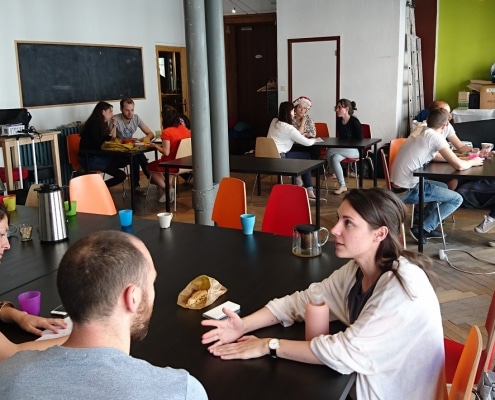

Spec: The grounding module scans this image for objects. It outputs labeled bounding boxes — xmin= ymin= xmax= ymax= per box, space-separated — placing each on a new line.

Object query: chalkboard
xmin=16 ymin=42 xmax=145 ymax=108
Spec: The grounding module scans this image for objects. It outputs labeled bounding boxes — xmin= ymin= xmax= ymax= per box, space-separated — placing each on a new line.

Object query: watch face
xmin=269 ymin=338 xmax=280 ymax=350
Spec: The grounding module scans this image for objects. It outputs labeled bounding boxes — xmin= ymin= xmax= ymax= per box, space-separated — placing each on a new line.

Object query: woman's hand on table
xmin=15 ymin=312 xmax=67 ymax=336
xmin=207 ymin=335 xmax=269 ymax=360
xmin=201 ymin=308 xmax=244 ymax=349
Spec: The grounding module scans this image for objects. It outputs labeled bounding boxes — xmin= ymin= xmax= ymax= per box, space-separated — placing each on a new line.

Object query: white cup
xmin=481 ymin=142 xmax=494 ymax=155
xmin=157 ymin=212 xmax=173 ymax=229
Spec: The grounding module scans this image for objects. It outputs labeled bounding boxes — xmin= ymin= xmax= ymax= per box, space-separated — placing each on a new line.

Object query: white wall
xmin=0 ymin=0 xmax=186 ymax=132
xmin=277 ymin=0 xmax=407 ymax=144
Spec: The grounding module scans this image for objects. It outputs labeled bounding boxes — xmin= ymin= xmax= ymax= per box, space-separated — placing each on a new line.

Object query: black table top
xmin=413 ymin=156 xmax=495 ymax=180
xmin=160 ymin=155 xmax=325 ymax=176
xmin=312 ymin=137 xmax=382 ymax=149
xmin=0 ymin=207 xmax=154 ymax=296
xmin=1 ymin=219 xmax=355 ymax=400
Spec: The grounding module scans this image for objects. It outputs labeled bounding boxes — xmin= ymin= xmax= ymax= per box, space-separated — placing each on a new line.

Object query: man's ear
xmin=123 ymin=285 xmax=142 ymax=313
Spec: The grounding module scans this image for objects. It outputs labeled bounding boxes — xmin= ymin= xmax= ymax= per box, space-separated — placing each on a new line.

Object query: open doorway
xmin=155 ymin=46 xmax=189 ymax=124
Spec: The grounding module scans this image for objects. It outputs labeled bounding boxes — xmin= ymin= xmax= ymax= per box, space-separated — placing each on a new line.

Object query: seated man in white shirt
xmin=390 ymin=108 xmax=483 ymax=243
xmin=114 ymin=98 xmax=154 ymax=195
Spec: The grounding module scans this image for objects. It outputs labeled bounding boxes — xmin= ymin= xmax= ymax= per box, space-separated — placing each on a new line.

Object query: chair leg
xmin=173 ymin=174 xmax=177 ymax=212
xmin=400 ymin=222 xmax=407 ymax=249
xmin=411 ymin=204 xmax=415 ymax=228
xmin=435 ymin=202 xmax=447 ymax=250
xmin=250 ymin=174 xmax=259 ymax=203
xmin=353 ymin=161 xmax=358 ymax=188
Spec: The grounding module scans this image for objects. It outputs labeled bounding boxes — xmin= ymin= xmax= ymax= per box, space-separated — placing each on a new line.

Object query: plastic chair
xmin=66 ymin=134 xmax=84 ymax=178
xmin=211 ymin=177 xmax=247 ymax=229
xmin=24 ymin=183 xmax=42 ymax=207
xmin=444 ymin=291 xmax=495 ymax=383
xmin=145 ymin=137 xmax=192 ymax=212
xmin=315 ymin=122 xmax=331 ymax=192
xmin=380 ymin=148 xmax=406 ymax=248
xmin=251 ymin=137 xmax=282 ymax=201
xmin=261 ymin=184 xmax=311 ymax=236
xmin=69 ymin=174 xmax=117 ymax=215
xmin=448 ymin=325 xmax=482 ymax=400
xmin=389 ymin=138 xmax=447 ymax=249
xmin=340 ymin=123 xmax=373 ymax=187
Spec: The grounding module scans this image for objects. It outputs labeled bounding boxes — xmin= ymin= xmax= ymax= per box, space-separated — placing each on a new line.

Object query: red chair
xmin=340 ymin=123 xmax=373 ymax=187
xmin=0 ymin=167 xmax=28 ymax=188
xmin=261 ymin=184 xmax=311 ymax=236
xmin=444 ymin=291 xmax=495 ymax=383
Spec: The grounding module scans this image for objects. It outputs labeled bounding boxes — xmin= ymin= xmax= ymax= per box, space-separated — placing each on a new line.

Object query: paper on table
xmin=314 ymin=137 xmax=324 ymax=143
xmin=35 ymin=317 xmax=73 ymax=341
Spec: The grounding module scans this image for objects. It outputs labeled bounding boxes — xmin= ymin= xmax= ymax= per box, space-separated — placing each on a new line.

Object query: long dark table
xmin=0 ymin=206 xmax=154 ymax=296
xmin=160 ymin=155 xmax=326 ymax=226
xmin=313 ymin=137 xmax=382 ymax=188
xmin=1 ymin=218 xmax=355 ymax=400
xmin=413 ymin=157 xmax=495 ymax=251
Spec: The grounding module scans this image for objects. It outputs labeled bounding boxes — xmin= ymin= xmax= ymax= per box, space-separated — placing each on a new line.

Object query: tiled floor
xmin=111 ymin=173 xmax=495 ymax=347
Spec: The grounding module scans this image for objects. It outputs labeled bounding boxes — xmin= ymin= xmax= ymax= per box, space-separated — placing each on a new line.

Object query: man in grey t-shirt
xmin=0 ymin=231 xmax=208 ymax=400
xmin=114 ymin=98 xmax=154 ymax=194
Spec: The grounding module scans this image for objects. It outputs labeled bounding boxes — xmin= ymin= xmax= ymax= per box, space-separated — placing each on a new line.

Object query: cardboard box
xmin=467 ymin=80 xmax=495 ymax=109
xmin=479 ymin=85 xmax=495 ymax=109
xmin=458 ymin=91 xmax=470 ymax=109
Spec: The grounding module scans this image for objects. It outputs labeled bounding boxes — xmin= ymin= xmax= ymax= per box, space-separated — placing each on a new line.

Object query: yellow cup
xmin=3 ymin=194 xmax=16 ymax=211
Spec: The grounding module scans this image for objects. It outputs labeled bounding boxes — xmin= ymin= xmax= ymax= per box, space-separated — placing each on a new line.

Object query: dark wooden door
xmin=235 ymin=23 xmax=277 ymax=137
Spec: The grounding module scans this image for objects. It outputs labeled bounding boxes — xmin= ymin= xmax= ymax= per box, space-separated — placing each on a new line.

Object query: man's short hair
xmin=120 ymin=98 xmax=135 ymax=109
xmin=427 ymin=108 xmax=449 ymax=129
xmin=57 ymin=231 xmax=149 ymax=323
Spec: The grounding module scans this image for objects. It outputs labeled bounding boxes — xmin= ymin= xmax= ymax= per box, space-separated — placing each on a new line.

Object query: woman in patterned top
xmin=291 ymin=96 xmax=320 ymax=161
xmin=325 ymin=98 xmax=362 ymax=195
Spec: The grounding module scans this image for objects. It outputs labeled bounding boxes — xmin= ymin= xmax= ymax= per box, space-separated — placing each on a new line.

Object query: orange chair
xmin=380 ymin=148 xmax=406 ymax=248
xmin=314 ymin=122 xmax=331 ymax=191
xmin=261 ymin=184 xmax=311 ymax=236
xmin=448 ymin=325 xmax=483 ymax=400
xmin=211 ymin=177 xmax=247 ymax=229
xmin=66 ymin=134 xmax=84 ymax=178
xmin=69 ymin=174 xmax=117 ymax=215
xmin=445 ymin=291 xmax=495 ymax=383
xmin=340 ymin=123 xmax=373 ymax=187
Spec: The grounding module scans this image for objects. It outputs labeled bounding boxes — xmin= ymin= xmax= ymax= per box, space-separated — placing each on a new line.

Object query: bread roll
xmin=187 ymin=290 xmax=208 ymax=307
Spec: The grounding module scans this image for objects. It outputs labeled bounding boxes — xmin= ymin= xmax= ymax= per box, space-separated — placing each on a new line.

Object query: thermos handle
xmin=64 ymin=185 xmax=71 ymax=212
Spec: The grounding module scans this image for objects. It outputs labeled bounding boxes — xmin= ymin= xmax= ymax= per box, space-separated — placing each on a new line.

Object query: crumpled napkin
xmin=177 ymin=275 xmax=227 ymax=310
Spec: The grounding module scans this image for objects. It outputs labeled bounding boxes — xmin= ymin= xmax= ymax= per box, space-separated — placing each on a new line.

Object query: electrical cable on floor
xmin=438 ymin=248 xmax=495 ymax=275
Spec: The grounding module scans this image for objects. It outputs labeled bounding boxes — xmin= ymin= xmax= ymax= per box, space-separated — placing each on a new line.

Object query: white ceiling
xmin=222 ymin=0 xmax=276 ymax=15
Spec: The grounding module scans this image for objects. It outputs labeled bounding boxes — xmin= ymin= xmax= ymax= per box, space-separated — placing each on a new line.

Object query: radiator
xmin=19 ymin=126 xmax=79 ymax=187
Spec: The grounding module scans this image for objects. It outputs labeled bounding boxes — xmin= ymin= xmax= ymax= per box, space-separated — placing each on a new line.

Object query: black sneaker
xmin=409 ymin=226 xmax=426 ymax=244
xmin=425 ymin=229 xmax=445 ymax=240
xmin=134 ymin=187 xmax=147 ymax=196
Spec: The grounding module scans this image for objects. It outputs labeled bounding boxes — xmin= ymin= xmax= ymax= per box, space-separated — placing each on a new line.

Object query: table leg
xmin=165 ymin=167 xmax=171 ymax=212
xmin=372 ymin=144 xmax=378 ymax=187
xmin=129 ymin=155 xmax=135 ymax=211
xmin=315 ymin=167 xmax=321 ymax=228
xmin=4 ymin=143 xmax=14 ymax=191
xmin=418 ymin=177 xmax=424 ymax=252
xmin=358 ymin=148 xmax=364 ymax=188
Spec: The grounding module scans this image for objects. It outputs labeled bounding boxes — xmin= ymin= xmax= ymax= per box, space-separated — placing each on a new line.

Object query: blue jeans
xmin=281 ymin=151 xmax=313 ymax=190
xmin=325 ymin=148 xmax=359 ymax=186
xmin=398 ymin=180 xmax=463 ymax=232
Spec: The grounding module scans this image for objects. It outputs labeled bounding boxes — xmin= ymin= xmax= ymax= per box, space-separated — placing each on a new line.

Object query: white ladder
xmin=406 ymin=1 xmax=424 ymax=128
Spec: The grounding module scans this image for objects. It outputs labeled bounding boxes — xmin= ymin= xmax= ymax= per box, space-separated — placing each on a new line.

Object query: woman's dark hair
xmin=337 ymin=99 xmax=357 ymax=116
xmin=84 ymin=101 xmax=113 ymax=137
xmin=162 ymin=106 xmax=181 ymax=129
xmin=343 ymin=188 xmax=435 ymax=288
xmin=0 ymin=204 xmax=8 ymax=223
xmin=277 ymin=101 xmax=294 ymax=124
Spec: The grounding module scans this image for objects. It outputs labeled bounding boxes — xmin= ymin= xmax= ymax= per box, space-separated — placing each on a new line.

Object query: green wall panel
xmin=436 ymin=0 xmax=495 ymax=108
